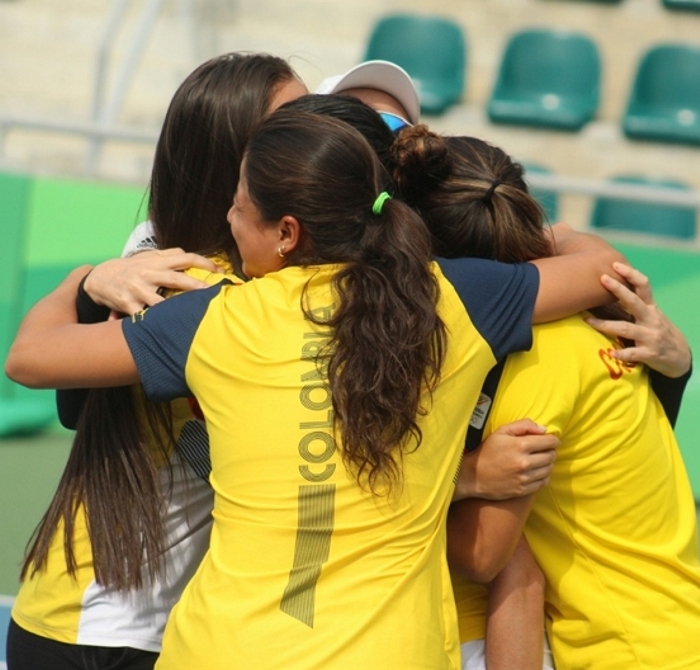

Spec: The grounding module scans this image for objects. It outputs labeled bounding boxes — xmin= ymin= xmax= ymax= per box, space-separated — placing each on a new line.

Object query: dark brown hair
xmin=22 ymin=52 xmax=300 ymax=591
xmin=244 ymin=111 xmax=446 ymax=489
xmin=393 ymin=127 xmax=629 ymax=322
xmin=150 ymin=52 xmax=300 ymax=268
xmin=21 ymin=388 xmax=172 ymax=589
xmin=394 ymin=128 xmax=550 ymax=263
xmin=275 ymin=104 xmax=626 ymax=328
xmin=279 ymin=94 xmax=397 ymax=174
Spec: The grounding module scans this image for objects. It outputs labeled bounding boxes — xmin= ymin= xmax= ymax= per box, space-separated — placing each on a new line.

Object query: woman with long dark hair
xmin=277 ymin=94 xmax=693 ymax=670
xmin=392 ymin=127 xmax=697 ymax=670
xmin=6 ymin=52 xmax=307 ymax=670
xmin=6 ymin=107 xmax=611 ymax=668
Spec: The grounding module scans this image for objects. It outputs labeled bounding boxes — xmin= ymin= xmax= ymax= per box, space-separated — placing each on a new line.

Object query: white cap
xmin=315 ymin=60 xmax=421 ymax=125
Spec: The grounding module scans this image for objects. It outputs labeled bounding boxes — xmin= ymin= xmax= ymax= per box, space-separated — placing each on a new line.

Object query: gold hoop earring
xmin=277 ymin=246 xmax=286 ymax=258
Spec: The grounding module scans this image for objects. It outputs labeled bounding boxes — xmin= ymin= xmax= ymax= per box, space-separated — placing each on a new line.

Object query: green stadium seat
xmin=590 ymin=175 xmax=697 ymax=239
xmin=521 ymin=163 xmax=559 ymax=222
xmin=488 ymin=29 xmax=601 ymax=131
xmin=623 ymin=44 xmax=700 ymax=146
xmin=662 ymin=0 xmax=700 ymax=10
xmin=364 ymin=13 xmax=467 ymax=115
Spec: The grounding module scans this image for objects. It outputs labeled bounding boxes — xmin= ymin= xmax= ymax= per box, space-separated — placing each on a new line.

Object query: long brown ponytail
xmin=244 ymin=111 xmax=447 ymax=490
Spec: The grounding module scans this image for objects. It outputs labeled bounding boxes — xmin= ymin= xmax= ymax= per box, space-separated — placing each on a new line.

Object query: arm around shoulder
xmin=531 ymin=224 xmax=627 ymax=323
xmin=6 ymin=266 xmax=139 ymax=390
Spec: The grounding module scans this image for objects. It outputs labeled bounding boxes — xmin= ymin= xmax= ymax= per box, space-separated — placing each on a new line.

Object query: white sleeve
xmin=121 ymin=220 xmax=158 ymax=257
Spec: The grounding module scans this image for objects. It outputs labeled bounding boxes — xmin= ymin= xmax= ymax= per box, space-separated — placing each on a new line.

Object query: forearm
xmin=6 ymin=267 xmax=88 ymax=387
xmin=6 ymin=267 xmax=138 ymax=389
xmin=485 ymin=536 xmax=546 ymax=670
xmin=56 ymin=273 xmax=112 ymax=428
xmin=650 ymin=362 xmax=692 ymax=427
xmin=447 ymin=495 xmax=535 ymax=583
xmin=532 ymin=225 xmax=627 ymax=323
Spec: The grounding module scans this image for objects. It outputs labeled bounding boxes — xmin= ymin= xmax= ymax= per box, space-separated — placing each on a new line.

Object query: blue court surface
xmin=0 ymin=594 xmax=13 ymax=670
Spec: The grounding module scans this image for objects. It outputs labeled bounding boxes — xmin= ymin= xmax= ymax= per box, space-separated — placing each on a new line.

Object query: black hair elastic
xmin=483 ymin=179 xmax=503 ymax=204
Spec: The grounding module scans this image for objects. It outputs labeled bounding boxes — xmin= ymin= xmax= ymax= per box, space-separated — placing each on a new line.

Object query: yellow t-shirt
xmin=11 ymin=257 xmax=237 ymax=651
xmin=452 ymin=314 xmax=700 ymax=669
xmin=123 ymin=258 xmax=539 ymax=670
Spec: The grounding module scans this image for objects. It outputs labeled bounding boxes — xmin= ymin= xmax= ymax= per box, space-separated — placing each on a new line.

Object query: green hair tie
xmin=372 ymin=191 xmax=392 ymax=216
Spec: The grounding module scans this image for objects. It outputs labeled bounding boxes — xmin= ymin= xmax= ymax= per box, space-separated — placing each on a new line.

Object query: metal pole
xmin=526 ymin=172 xmax=700 ymax=208
xmin=86 ymin=0 xmax=166 ymax=172
xmin=91 ymin=0 xmax=131 ymax=122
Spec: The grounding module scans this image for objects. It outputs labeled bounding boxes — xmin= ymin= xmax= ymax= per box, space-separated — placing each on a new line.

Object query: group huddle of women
xmin=4 ymin=52 xmax=699 ymax=670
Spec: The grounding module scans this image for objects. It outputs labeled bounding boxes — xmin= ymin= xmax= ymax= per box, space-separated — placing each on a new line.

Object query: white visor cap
xmin=315 ymin=60 xmax=420 ymax=125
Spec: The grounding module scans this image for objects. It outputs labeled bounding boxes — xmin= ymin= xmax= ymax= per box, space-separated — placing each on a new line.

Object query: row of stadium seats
xmin=365 ymin=14 xmax=700 ymax=146
xmin=576 ymin=0 xmax=700 ymax=8
xmin=0 ymin=171 xmax=147 ymax=436
xmin=525 ymin=167 xmax=698 ymax=239
xmin=660 ymin=0 xmax=700 ymax=8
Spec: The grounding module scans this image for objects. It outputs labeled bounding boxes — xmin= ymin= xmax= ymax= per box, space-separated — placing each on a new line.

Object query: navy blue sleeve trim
xmin=649 ymin=360 xmax=692 ymax=428
xmin=122 ymin=281 xmax=231 ymax=404
xmin=436 ymin=257 xmax=538 ymax=360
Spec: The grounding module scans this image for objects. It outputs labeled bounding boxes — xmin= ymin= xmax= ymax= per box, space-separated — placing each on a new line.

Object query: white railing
xmin=0 ymin=0 xmax=180 ymax=172
xmin=1 ymin=115 xmax=699 ymax=212
xmin=86 ymin=0 xmax=166 ymax=171
xmin=526 ymin=172 xmax=700 ymax=208
xmin=0 ymin=117 xmax=159 ymax=147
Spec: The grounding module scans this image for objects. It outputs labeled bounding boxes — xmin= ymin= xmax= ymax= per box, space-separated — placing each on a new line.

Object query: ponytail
xmin=393 ymin=128 xmax=551 ymax=263
xmin=245 ymin=111 xmax=446 ymax=490
xmin=393 ymin=128 xmax=633 ymax=328
xmin=392 ymin=124 xmax=452 ymax=203
xmin=318 ymin=193 xmax=446 ymax=489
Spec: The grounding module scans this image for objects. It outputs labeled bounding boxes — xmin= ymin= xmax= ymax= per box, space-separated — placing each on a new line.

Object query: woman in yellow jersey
xmin=393 ymin=128 xmax=697 ymax=670
xmin=276 ymin=94 xmax=693 ymax=670
xmin=6 ymin=52 xmax=307 ymax=670
xmin=6 ymin=107 xmax=646 ymax=669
